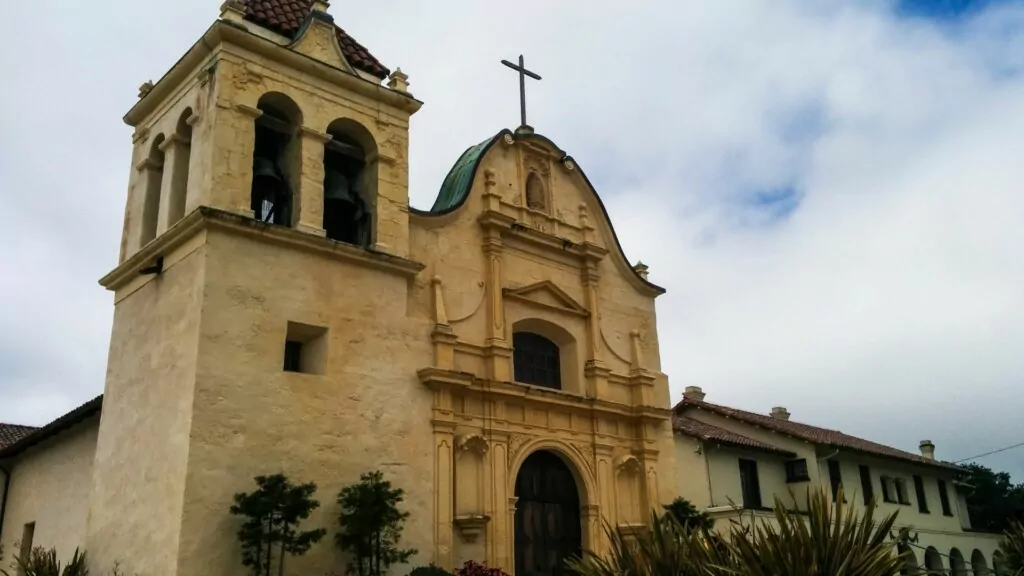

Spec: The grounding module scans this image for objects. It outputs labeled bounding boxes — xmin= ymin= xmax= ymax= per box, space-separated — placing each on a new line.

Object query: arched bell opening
xmin=252 ymin=92 xmax=302 ymax=226
xmin=166 ymin=107 xmax=193 ymax=226
xmin=323 ymin=118 xmax=377 ymax=247
xmin=141 ymin=134 xmax=166 ymax=246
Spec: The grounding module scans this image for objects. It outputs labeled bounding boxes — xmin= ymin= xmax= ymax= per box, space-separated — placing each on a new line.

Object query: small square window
xmin=282 ymin=321 xmax=327 ymax=375
xmin=785 ymin=459 xmax=810 ymax=483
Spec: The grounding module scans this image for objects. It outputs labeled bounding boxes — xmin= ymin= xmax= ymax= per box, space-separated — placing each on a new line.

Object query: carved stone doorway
xmin=513 ymin=450 xmax=582 ymax=576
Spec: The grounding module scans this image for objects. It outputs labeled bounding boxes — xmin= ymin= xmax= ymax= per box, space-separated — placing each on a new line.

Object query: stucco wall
xmin=0 ymin=418 xmax=98 ymax=567
xmin=174 ymin=229 xmax=436 ymax=576
xmin=86 ymin=243 xmax=205 ymax=575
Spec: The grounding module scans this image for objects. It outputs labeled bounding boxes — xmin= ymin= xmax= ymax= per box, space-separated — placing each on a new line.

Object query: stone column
xmin=157 ymin=133 xmax=191 ymax=234
xmin=489 ymin=436 xmax=511 ymax=571
xmin=209 ymin=101 xmax=261 ymax=218
xmin=292 ymin=126 xmax=330 ymax=236
xmin=131 ymin=154 xmax=163 ymax=254
xmin=507 ymin=496 xmax=519 ymax=575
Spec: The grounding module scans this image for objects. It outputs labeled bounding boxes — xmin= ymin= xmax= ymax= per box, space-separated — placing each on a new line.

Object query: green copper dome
xmin=428 ymin=132 xmax=507 ymax=214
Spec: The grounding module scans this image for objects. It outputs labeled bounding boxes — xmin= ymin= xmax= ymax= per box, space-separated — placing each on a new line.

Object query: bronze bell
xmin=253 ymin=156 xmax=282 ymax=186
xmin=324 ymin=167 xmax=359 ymax=207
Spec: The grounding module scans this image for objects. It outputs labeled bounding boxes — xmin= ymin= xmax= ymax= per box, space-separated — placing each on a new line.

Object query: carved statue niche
xmin=522 ymin=150 xmax=551 ymax=213
xmin=525 ymin=171 xmax=546 ymax=211
xmin=615 ymin=453 xmax=644 ymax=525
xmin=453 ymin=434 xmax=490 ymax=543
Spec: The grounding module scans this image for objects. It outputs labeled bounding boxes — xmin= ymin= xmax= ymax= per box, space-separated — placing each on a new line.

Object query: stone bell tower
xmin=87 ymin=2 xmax=422 ymax=573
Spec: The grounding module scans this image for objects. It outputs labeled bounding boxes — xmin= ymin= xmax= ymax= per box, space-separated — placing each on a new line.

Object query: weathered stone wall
xmin=0 ymin=419 xmax=97 ymax=568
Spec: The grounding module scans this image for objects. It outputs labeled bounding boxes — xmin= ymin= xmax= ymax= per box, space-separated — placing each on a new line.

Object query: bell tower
xmin=88 ymin=2 xmax=422 ymax=574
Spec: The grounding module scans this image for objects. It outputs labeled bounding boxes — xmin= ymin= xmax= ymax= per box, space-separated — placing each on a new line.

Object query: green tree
xmin=661 ymin=496 xmax=714 ymax=531
xmin=335 ymin=470 xmax=417 ymax=576
xmin=963 ymin=463 xmax=1024 ymax=532
xmin=230 ymin=473 xmax=327 ymax=576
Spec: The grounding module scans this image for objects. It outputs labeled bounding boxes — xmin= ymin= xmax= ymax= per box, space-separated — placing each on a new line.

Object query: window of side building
xmin=738 ymin=458 xmax=763 ymax=509
xmin=913 ymin=475 xmax=929 ymax=513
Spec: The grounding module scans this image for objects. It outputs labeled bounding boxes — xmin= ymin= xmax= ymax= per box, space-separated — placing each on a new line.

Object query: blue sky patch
xmin=895 ymin=0 xmax=1012 ymax=19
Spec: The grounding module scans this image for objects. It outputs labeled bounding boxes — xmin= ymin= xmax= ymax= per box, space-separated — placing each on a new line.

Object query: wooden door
xmin=514 ymin=451 xmax=581 ymax=576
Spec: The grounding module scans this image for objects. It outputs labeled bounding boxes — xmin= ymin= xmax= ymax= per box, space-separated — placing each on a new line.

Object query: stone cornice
xmin=418 ymin=367 xmax=671 ymax=423
xmin=123 ymin=20 xmax=421 ymax=127
xmin=99 ymin=206 xmax=424 ymax=291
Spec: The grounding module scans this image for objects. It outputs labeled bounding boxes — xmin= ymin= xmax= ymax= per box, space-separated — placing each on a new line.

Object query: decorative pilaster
xmin=581 ymin=504 xmax=602 ymax=556
xmin=157 ymin=133 xmax=191 ymax=234
xmin=435 ymin=422 xmax=456 ymax=570
xmin=431 ymin=277 xmax=458 ymax=369
xmin=628 ymin=330 xmax=656 ymax=406
xmin=131 ymin=155 xmax=163 ymax=255
xmin=582 ymin=262 xmax=610 ymax=398
xmin=293 ymin=126 xmax=331 ymax=236
xmin=489 ymin=436 xmax=512 ymax=571
xmin=483 ymin=231 xmax=512 ymax=381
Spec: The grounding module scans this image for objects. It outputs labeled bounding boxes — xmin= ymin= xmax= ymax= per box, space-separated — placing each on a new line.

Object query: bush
xmin=454 ymin=561 xmax=509 ymax=576
xmin=569 ymin=487 xmax=910 ymax=576
xmin=1 ymin=546 xmax=88 ymax=576
xmin=408 ymin=564 xmax=454 ymax=576
xmin=998 ymin=520 xmax=1024 ymax=576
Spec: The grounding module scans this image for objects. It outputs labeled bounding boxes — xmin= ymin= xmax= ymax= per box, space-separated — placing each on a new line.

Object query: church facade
xmin=0 ymin=2 xmax=676 ymax=575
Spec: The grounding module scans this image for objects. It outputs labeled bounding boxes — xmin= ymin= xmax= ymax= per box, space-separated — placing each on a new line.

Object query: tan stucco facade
xmin=0 ymin=5 xmax=677 ymax=575
xmin=0 ymin=417 xmax=99 ymax=567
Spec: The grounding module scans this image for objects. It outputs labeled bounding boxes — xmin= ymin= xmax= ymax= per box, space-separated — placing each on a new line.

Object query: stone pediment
xmin=503 ymin=281 xmax=588 ymax=317
xmin=288 ymin=12 xmax=354 ymax=74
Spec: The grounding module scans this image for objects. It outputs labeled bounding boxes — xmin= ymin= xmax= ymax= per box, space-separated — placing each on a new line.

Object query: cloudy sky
xmin=1 ymin=0 xmax=1023 ymax=480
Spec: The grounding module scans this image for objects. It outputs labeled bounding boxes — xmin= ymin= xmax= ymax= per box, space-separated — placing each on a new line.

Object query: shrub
xmin=408 ymin=564 xmax=454 ymax=576
xmin=0 ymin=546 xmax=88 ymax=576
xmin=230 ymin=473 xmax=327 ymax=576
xmin=454 ymin=561 xmax=509 ymax=576
xmin=569 ymin=487 xmax=910 ymax=576
xmin=661 ymin=497 xmax=714 ymax=532
xmin=998 ymin=520 xmax=1024 ymax=576
xmin=335 ymin=470 xmax=417 ymax=576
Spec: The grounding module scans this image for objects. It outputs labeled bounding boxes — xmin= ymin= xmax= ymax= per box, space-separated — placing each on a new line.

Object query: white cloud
xmin=1 ymin=0 xmax=1022 ymax=478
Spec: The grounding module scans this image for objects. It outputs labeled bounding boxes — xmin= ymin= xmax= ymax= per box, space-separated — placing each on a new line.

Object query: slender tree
xmin=335 ymin=470 xmax=417 ymax=576
xmin=230 ymin=473 xmax=327 ymax=576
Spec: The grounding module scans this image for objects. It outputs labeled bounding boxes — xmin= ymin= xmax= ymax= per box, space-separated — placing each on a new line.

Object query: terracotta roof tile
xmin=0 ymin=396 xmax=103 ymax=459
xmin=673 ymin=416 xmax=796 ymax=457
xmin=241 ymin=0 xmax=390 ymax=79
xmin=0 ymin=423 xmax=37 ymax=450
xmin=674 ymin=398 xmax=960 ymax=471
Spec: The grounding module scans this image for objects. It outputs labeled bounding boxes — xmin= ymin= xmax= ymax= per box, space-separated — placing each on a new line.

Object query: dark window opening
xmin=859 ymin=465 xmax=874 ymax=505
xmin=938 ymin=479 xmax=953 ymax=516
xmin=785 ymin=459 xmax=810 ymax=483
xmin=283 ymin=340 xmax=303 ymax=372
xmin=881 ymin=476 xmax=895 ymax=503
xmin=739 ymin=458 xmax=762 ymax=509
xmin=252 ymin=103 xmax=294 ymax=226
xmin=323 ymin=130 xmax=371 ymax=247
xmin=913 ymin=475 xmax=929 ymax=513
xmin=828 ymin=460 xmax=843 ymax=500
xmin=513 ymin=332 xmax=561 ymax=389
xmin=895 ymin=478 xmax=910 ymax=505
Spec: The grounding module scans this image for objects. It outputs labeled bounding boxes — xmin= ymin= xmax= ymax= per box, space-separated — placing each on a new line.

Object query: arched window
xmin=993 ymin=552 xmax=1008 ymax=576
xmin=525 ymin=172 xmax=546 ymax=211
xmin=165 ymin=108 xmax=193 ymax=227
xmin=949 ymin=548 xmax=968 ymax=576
xmin=972 ymin=549 xmax=990 ymax=576
xmin=252 ymin=93 xmax=302 ymax=226
xmin=140 ymin=134 xmax=165 ymax=246
xmin=513 ymin=331 xmax=561 ymax=389
xmin=323 ymin=118 xmax=377 ymax=246
xmin=897 ymin=542 xmax=920 ymax=575
xmin=924 ymin=547 xmax=943 ymax=573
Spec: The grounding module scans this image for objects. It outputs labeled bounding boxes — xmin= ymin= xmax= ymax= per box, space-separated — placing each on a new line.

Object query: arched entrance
xmin=514 ymin=450 xmax=582 ymax=576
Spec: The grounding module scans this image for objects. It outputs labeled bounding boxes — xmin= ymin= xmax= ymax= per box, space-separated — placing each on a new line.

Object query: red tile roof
xmin=673 ymin=416 xmax=796 ymax=457
xmin=242 ymin=0 xmax=390 ymax=79
xmin=675 ymin=398 xmax=961 ymax=471
xmin=0 ymin=396 xmax=103 ymax=459
xmin=0 ymin=423 xmax=37 ymax=450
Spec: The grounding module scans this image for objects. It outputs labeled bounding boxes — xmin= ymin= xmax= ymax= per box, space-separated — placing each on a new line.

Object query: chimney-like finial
xmin=388 ymin=68 xmax=410 ymax=94
xmin=919 ymin=440 xmax=935 ymax=460
xmin=633 ymin=261 xmax=649 ymax=280
xmin=771 ymin=406 xmax=791 ymax=421
xmin=683 ymin=386 xmax=705 ymax=402
xmin=138 ymin=81 xmax=154 ymax=99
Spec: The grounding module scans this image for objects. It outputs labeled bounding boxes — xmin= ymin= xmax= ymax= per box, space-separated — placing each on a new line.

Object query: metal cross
xmin=501 ymin=54 xmax=542 ymax=128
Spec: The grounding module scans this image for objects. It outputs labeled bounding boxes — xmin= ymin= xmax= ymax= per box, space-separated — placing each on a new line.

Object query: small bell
xmin=324 ymin=167 xmax=358 ymax=206
xmin=252 ymin=155 xmax=286 ymax=223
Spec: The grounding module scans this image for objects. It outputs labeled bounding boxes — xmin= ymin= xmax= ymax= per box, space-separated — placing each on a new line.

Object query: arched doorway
xmin=514 ymin=450 xmax=582 ymax=576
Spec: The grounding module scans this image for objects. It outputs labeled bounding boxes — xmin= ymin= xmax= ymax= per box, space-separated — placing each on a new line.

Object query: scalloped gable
xmin=419 ymin=128 xmax=665 ymax=296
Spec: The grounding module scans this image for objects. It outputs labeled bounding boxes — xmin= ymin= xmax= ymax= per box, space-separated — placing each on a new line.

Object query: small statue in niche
xmin=525 ymin=172 xmax=547 ymax=211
